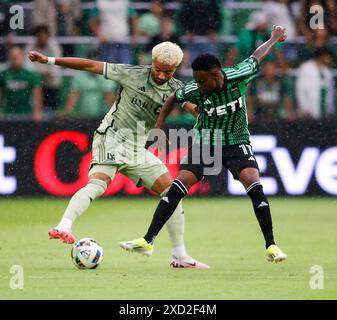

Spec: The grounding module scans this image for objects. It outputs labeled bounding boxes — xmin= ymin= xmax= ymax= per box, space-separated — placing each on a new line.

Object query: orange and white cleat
xmin=170 ymin=255 xmax=210 ymax=269
xmin=48 ymin=228 xmax=76 ymax=244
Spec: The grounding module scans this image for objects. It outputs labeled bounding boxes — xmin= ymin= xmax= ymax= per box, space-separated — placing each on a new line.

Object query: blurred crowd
xmin=0 ymin=0 xmax=336 ymax=123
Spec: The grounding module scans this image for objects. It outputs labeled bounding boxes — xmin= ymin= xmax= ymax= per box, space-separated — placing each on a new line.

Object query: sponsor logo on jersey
xmin=131 ymin=96 xmax=162 ymax=114
xmin=205 ymin=97 xmax=243 ymax=116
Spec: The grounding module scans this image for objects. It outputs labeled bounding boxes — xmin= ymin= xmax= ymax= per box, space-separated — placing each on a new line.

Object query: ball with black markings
xmin=71 ymin=238 xmax=104 ymax=269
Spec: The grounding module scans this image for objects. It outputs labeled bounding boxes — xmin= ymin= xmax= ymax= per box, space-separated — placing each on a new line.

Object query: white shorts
xmin=89 ymin=132 xmax=168 ymax=190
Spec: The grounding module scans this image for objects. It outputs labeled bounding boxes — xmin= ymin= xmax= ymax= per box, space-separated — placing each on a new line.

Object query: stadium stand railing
xmin=1 ymin=1 xmax=337 ymax=113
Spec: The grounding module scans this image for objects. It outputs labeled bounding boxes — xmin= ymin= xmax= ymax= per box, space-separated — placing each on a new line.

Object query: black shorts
xmin=180 ymin=143 xmax=259 ymax=181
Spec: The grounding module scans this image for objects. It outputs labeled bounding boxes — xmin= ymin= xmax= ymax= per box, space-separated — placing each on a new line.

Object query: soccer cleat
xmin=48 ymin=227 xmax=76 ymax=244
xmin=266 ymin=244 xmax=287 ymax=263
xmin=170 ymin=255 xmax=210 ymax=269
xmin=119 ymin=238 xmax=154 ymax=257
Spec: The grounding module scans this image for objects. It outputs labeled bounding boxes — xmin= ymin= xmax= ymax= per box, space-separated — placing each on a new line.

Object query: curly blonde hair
xmin=152 ymin=41 xmax=184 ymax=66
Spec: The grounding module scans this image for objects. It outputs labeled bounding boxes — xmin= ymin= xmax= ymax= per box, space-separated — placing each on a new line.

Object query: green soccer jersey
xmin=0 ymin=67 xmax=41 ymax=115
xmin=175 ymin=56 xmax=260 ymax=146
xmin=98 ymin=63 xmax=183 ymax=149
xmin=70 ymin=71 xmax=118 ymax=118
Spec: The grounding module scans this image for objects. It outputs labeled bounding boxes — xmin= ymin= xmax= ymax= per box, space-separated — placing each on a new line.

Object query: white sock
xmin=166 ymin=200 xmax=188 ymax=258
xmin=57 ymin=179 xmax=107 ymax=230
xmin=58 ymin=218 xmax=72 ymax=231
xmin=172 ymin=245 xmax=188 ymax=259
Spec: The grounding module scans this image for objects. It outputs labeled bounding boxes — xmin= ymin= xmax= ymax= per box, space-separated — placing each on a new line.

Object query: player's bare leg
xmin=120 ymin=171 xmax=209 ymax=268
xmin=239 ymin=168 xmax=287 ymax=262
xmin=48 ymin=172 xmax=111 ymax=244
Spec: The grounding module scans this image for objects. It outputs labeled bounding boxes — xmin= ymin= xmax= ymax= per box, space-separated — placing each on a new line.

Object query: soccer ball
xmin=71 ymin=237 xmax=104 ymax=269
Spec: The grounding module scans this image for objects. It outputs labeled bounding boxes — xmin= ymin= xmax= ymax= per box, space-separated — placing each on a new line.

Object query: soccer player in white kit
xmin=28 ymin=42 xmax=209 ymax=268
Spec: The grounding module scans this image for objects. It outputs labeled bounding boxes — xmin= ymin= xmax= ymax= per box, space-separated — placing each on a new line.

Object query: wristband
xmin=47 ymin=57 xmax=56 ymax=65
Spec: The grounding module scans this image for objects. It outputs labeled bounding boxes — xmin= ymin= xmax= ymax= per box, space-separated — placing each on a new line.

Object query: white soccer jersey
xmin=96 ymin=63 xmax=183 ymax=150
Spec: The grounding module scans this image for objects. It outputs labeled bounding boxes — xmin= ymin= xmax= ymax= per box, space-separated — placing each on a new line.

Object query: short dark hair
xmin=191 ymin=54 xmax=222 ymax=71
xmin=313 ymin=47 xmax=332 ymax=59
xmin=33 ymin=25 xmax=50 ymax=36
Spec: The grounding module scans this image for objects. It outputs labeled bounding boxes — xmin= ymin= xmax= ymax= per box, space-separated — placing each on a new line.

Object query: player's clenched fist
xmin=271 ymin=25 xmax=287 ymax=42
xmin=28 ymin=51 xmax=48 ymax=64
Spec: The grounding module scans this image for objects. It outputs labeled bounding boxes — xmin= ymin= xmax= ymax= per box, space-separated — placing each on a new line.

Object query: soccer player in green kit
xmin=28 ymin=42 xmax=209 ymax=268
xmin=121 ymin=26 xmax=288 ymax=263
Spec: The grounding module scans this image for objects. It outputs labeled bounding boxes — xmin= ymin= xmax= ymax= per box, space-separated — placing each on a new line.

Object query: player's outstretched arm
xmin=251 ymin=25 xmax=287 ymax=63
xmin=155 ymin=93 xmax=177 ymax=129
xmin=28 ymin=51 xmax=104 ymax=75
xmin=183 ymin=102 xmax=200 ymax=118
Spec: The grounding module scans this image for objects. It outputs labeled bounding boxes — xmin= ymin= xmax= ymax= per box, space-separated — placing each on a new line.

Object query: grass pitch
xmin=0 ymin=197 xmax=336 ymax=300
